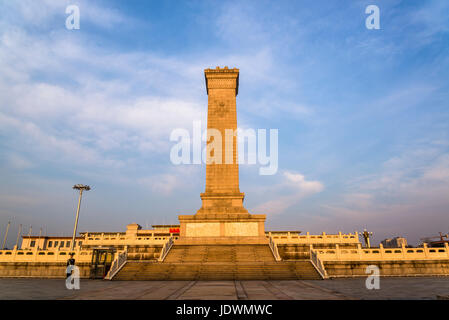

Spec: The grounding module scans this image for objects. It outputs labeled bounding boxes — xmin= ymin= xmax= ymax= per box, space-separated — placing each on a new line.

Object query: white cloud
xmin=138 ymin=166 xmax=202 ymax=195
xmin=422 ymin=154 xmax=449 ymax=182
xmin=283 ymin=172 xmax=324 ymax=194
xmin=1 ymin=0 xmax=130 ymax=30
xmin=0 ymin=1 xmax=311 ymax=176
xmin=139 ymin=174 xmax=179 ymax=196
xmin=407 ymin=0 xmax=449 ymax=43
xmin=6 ymin=153 xmax=34 ymax=170
xmin=0 ymin=18 xmax=209 ymax=170
xmin=252 ymin=171 xmax=324 ymax=215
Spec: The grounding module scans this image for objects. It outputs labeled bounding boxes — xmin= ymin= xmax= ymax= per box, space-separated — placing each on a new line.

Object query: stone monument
xmin=179 ymin=67 xmax=266 ymax=239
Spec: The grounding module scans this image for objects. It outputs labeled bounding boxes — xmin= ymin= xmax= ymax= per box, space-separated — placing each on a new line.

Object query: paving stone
xmin=0 ymin=278 xmax=448 ymax=300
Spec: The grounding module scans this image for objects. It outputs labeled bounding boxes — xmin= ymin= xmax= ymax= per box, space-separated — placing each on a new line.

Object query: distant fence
xmin=314 ymin=243 xmax=449 ymax=261
xmin=268 ymin=232 xmax=360 ymax=244
xmin=0 ymin=248 xmax=93 ymax=263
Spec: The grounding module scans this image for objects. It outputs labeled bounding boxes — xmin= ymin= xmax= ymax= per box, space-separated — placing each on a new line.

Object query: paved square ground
xmin=0 ymin=277 xmax=448 ymax=300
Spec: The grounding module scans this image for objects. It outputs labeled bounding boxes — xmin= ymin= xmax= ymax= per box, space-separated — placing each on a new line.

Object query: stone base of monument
xmin=109 ymin=212 xmax=325 ymax=280
xmin=174 ymin=237 xmax=268 ymax=245
xmin=178 ymin=214 xmax=266 ymax=240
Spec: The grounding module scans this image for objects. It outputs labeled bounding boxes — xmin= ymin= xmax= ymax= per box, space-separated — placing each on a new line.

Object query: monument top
xmin=205 ymin=66 xmax=239 ymax=71
xmin=204 ymin=66 xmax=239 ymax=95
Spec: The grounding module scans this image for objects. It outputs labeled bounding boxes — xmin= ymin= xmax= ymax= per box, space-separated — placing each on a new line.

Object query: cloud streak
xmin=252 ymin=171 xmax=324 ymax=215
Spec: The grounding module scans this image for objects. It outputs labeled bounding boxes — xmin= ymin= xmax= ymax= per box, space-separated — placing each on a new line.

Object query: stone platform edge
xmin=178 ymin=214 xmax=266 ymax=238
xmin=174 ymin=236 xmax=269 ymax=245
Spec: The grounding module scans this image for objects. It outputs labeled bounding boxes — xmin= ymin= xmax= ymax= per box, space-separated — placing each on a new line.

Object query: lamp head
xmin=73 ymin=184 xmax=91 ymax=191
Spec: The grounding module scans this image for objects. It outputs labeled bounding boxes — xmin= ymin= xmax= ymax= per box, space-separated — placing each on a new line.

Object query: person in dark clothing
xmin=66 ymin=253 xmax=76 ymax=279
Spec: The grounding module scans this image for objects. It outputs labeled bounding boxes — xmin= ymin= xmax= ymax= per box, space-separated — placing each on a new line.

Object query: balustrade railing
xmin=314 ymin=243 xmax=449 ymax=262
xmin=269 ymin=236 xmax=282 ymax=261
xmin=310 ymin=249 xmax=328 ymax=279
xmin=105 ymin=251 xmax=127 ymax=280
xmin=158 ymin=236 xmax=174 ymax=262
xmin=267 ymin=231 xmax=360 ymax=244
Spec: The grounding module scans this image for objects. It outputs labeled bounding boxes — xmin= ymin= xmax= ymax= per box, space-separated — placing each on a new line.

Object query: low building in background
xmin=381 ymin=237 xmax=408 ymax=248
xmin=21 ymin=236 xmax=83 ymax=250
xmin=20 ymin=223 xmax=181 ymax=251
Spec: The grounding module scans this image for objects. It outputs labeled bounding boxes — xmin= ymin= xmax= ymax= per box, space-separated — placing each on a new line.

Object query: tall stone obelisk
xmin=179 ymin=67 xmax=266 ymax=239
xmin=197 ymin=66 xmax=248 ymax=216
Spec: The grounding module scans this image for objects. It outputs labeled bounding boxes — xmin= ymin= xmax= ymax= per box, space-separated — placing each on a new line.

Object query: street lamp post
xmin=71 ymin=184 xmax=90 ymax=253
xmin=1 ymin=221 xmax=11 ymax=250
xmin=15 ymin=224 xmax=22 ymax=250
xmin=361 ymin=229 xmax=374 ymax=248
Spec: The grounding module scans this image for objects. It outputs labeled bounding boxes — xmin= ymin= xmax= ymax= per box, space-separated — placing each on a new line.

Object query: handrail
xmin=269 ymin=236 xmax=282 ymax=261
xmin=105 ymin=251 xmax=127 ymax=280
xmin=158 ymin=236 xmax=174 ymax=262
xmin=310 ymin=249 xmax=328 ymax=279
xmin=312 ymin=242 xmax=449 ymax=261
xmin=0 ymin=248 xmax=93 ymax=263
xmin=266 ymin=231 xmax=360 ymax=244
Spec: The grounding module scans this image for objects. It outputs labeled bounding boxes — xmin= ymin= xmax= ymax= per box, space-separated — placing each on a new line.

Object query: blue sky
xmin=0 ymin=0 xmax=448 ymax=247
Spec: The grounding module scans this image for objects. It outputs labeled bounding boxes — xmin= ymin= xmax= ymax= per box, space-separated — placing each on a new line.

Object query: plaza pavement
xmin=0 ymin=277 xmax=448 ymax=300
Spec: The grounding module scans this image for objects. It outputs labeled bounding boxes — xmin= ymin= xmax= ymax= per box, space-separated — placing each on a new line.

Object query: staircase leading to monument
xmin=112 ymin=244 xmax=323 ymax=280
xmin=163 ymin=244 xmax=276 ymax=263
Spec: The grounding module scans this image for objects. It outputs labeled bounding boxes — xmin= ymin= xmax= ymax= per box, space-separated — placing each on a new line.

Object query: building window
xmin=48 ymin=241 xmax=53 ymax=248
xmin=66 ymin=241 xmax=70 ymax=247
xmin=54 ymin=241 xmax=59 ymax=247
xmin=30 ymin=240 xmax=36 ymax=247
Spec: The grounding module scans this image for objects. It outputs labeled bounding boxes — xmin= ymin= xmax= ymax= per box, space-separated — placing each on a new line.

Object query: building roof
xmin=151 ymin=225 xmax=180 ymax=228
xmin=266 ymin=231 xmax=301 ymax=234
xmin=22 ymin=236 xmax=83 ymax=239
xmin=79 ymin=232 xmax=125 ymax=235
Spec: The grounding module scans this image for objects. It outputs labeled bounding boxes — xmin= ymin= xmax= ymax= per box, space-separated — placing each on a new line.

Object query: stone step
xmin=114 ymin=261 xmax=322 ymax=280
xmin=163 ymin=244 xmax=276 ymax=263
xmin=112 ymin=244 xmax=322 ymax=280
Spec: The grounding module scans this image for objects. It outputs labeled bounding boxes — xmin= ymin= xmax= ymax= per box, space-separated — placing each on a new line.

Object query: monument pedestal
xmin=178 ymin=213 xmax=266 ymax=239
